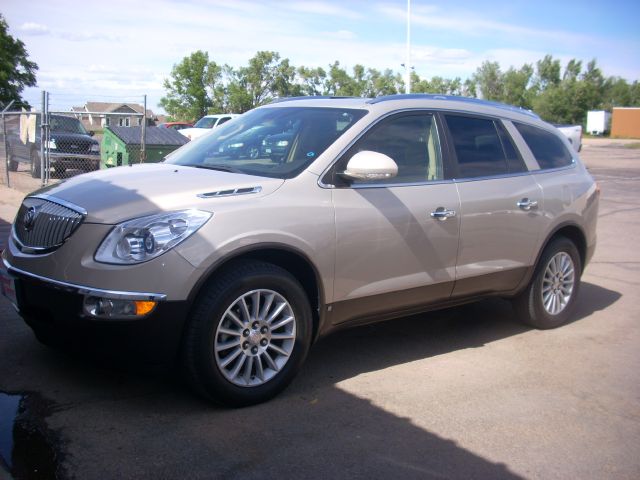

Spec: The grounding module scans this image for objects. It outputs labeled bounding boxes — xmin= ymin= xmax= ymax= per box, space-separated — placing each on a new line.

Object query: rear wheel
xmin=182 ymin=261 xmax=312 ymax=406
xmin=514 ymin=237 xmax=581 ymax=329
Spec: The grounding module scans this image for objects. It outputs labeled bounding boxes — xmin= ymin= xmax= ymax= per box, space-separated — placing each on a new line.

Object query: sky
xmin=3 ymin=0 xmax=640 ymax=114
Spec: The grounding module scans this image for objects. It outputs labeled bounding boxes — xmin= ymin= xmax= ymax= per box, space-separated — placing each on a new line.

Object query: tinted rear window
xmin=514 ymin=122 xmax=573 ymax=169
xmin=445 ymin=115 xmax=508 ymax=178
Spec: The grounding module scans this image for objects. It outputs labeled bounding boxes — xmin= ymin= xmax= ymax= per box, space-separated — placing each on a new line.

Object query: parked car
xmin=1 ymin=95 xmax=599 ymax=407
xmin=219 ymin=124 xmax=280 ymax=159
xmin=6 ymin=114 xmax=100 ymax=177
xmin=156 ymin=122 xmax=193 ymax=131
xmin=179 ymin=114 xmax=239 ymax=141
xmin=555 ymin=124 xmax=582 ymax=152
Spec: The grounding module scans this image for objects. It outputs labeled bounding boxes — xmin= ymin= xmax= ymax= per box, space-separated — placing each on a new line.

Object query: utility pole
xmin=405 ymin=0 xmax=411 ymax=94
xmin=141 ymin=94 xmax=147 ymax=163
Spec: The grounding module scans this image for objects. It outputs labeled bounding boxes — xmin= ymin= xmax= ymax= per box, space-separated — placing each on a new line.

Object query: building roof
xmin=106 ymin=126 xmax=189 ymax=146
xmin=72 ymin=102 xmax=154 ymax=118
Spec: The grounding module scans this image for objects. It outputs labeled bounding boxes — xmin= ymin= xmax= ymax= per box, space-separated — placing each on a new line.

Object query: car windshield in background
xmin=50 ymin=116 xmax=88 ymax=134
xmin=166 ymin=107 xmax=367 ymax=179
xmin=193 ymin=117 xmax=217 ymax=128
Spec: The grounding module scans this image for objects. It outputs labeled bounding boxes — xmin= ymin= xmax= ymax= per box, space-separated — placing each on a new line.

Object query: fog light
xmin=83 ymin=296 xmax=157 ymax=319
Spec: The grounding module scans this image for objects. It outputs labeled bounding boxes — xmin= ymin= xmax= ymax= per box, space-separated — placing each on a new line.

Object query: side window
xmin=445 ymin=114 xmax=508 ymax=178
xmin=514 ymin=122 xmax=573 ymax=169
xmin=495 ymin=121 xmax=527 ymax=173
xmin=338 ymin=113 xmax=443 ymax=185
xmin=217 ymin=117 xmax=232 ymax=126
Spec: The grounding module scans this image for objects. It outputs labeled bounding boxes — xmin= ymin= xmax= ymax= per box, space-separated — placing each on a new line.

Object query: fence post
xmin=1 ymin=99 xmax=14 ymax=188
xmin=141 ymin=94 xmax=147 ymax=163
xmin=40 ymin=91 xmax=46 ymax=186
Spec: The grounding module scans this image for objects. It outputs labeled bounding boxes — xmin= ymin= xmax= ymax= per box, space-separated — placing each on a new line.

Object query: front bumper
xmin=6 ymin=258 xmax=189 ymax=362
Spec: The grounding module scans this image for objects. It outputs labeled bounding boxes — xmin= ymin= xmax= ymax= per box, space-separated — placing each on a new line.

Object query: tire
xmin=7 ymin=154 xmax=18 ymax=172
xmin=53 ymin=165 xmax=67 ymax=177
xmin=513 ymin=237 xmax=582 ymax=329
xmin=182 ymin=261 xmax=313 ymax=406
xmin=30 ymin=150 xmax=41 ymax=179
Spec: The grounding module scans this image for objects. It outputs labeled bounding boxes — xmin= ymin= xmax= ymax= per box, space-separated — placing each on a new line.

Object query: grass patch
xmin=624 ymin=142 xmax=640 ymax=149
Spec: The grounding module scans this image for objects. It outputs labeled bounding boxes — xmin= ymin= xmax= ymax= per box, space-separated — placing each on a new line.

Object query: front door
xmin=327 ymin=112 xmax=460 ymax=324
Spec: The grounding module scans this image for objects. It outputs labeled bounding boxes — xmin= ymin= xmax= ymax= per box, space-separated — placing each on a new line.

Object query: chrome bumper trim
xmin=2 ymin=257 xmax=167 ymax=302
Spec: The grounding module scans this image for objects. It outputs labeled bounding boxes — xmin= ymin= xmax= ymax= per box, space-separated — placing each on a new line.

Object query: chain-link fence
xmin=1 ymin=92 xmax=169 ymax=192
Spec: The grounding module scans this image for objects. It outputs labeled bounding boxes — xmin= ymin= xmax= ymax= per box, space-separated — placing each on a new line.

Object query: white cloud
xmin=376 ymin=3 xmax=595 ymax=47
xmin=19 ymin=22 xmax=50 ymax=34
xmin=288 ymin=2 xmax=362 ymax=19
xmin=323 ymin=30 xmax=357 ymax=40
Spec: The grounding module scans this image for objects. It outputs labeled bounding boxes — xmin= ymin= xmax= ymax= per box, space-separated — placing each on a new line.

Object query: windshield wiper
xmin=192 ymin=164 xmax=244 ymax=174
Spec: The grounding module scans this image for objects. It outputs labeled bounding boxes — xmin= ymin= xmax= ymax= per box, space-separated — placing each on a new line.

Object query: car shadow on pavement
xmin=0 ymin=281 xmax=620 ymax=479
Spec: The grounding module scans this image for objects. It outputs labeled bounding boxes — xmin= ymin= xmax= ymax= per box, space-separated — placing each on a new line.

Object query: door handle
xmin=430 ymin=207 xmax=457 ymax=220
xmin=517 ymin=198 xmax=538 ymax=211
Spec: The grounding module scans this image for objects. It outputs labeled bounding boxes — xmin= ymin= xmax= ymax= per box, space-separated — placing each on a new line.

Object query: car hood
xmin=179 ymin=128 xmax=211 ymax=140
xmin=33 ymin=163 xmax=284 ymax=224
xmin=50 ymin=132 xmax=99 ymax=144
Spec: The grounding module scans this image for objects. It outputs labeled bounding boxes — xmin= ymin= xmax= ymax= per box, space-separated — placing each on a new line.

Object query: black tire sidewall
xmin=187 ymin=263 xmax=312 ymax=406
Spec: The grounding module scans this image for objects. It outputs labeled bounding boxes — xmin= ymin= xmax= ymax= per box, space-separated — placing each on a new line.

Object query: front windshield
xmin=36 ymin=115 xmax=88 ymax=134
xmin=166 ymin=107 xmax=367 ymax=179
xmin=193 ymin=117 xmax=217 ymax=128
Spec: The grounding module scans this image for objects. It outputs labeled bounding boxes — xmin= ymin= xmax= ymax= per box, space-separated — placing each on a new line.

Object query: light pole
xmin=405 ymin=0 xmax=411 ymax=94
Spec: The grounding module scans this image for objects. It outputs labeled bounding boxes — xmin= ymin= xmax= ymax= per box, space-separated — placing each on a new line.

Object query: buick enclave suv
xmin=1 ymin=95 xmax=599 ymax=406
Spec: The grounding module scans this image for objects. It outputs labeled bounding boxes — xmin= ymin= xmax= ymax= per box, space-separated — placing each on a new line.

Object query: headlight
xmin=90 ymin=143 xmax=100 ymax=153
xmin=95 ymin=210 xmax=212 ymax=264
xmin=46 ymin=139 xmax=57 ymax=149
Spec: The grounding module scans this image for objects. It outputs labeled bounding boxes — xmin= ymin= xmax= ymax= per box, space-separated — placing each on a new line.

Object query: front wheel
xmin=7 ymin=154 xmax=18 ymax=172
xmin=182 ymin=261 xmax=313 ymax=406
xmin=513 ymin=237 xmax=582 ymax=329
xmin=30 ymin=150 xmax=41 ymax=178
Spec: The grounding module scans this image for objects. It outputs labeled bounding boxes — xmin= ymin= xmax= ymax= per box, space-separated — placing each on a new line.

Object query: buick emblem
xmin=23 ymin=206 xmax=37 ymax=231
xmin=70 ymin=144 xmax=79 ymax=149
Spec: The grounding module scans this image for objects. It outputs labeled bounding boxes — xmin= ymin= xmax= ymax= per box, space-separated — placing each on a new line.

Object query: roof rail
xmin=367 ymin=94 xmax=540 ymax=119
xmin=270 ymin=96 xmax=362 ymax=104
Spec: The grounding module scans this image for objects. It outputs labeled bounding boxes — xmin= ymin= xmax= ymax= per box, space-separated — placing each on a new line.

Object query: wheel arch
xmin=186 ymin=244 xmax=326 ymax=342
xmin=515 ymin=222 xmax=587 ymax=295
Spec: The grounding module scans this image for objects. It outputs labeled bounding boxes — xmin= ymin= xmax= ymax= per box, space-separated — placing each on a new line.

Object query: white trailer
xmin=586 ymin=110 xmax=611 ymax=135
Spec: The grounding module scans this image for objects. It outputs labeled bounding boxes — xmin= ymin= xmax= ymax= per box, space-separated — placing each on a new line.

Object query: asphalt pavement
xmin=0 ymin=138 xmax=639 ymax=479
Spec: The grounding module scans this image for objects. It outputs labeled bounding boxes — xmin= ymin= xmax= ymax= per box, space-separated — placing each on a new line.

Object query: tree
xmin=159 ymin=50 xmax=222 ymax=121
xmin=534 ymin=55 xmax=561 ymax=91
xmin=226 ymin=51 xmax=298 ymax=111
xmin=297 ymin=66 xmax=327 ymax=96
xmin=0 ymin=14 xmax=38 ymax=108
xmin=472 ymin=61 xmax=503 ymax=101
xmin=502 ymin=65 xmax=534 ymax=109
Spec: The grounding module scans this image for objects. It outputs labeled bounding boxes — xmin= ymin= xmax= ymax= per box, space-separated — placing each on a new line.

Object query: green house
xmin=101 ymin=126 xmax=189 ymax=168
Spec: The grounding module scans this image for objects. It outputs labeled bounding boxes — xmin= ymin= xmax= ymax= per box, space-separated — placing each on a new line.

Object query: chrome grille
xmin=13 ymin=197 xmax=85 ymax=253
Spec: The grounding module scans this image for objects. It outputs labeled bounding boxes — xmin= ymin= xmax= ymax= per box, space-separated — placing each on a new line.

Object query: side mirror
xmin=88 ymin=131 xmax=95 ymax=137
xmin=340 ymin=151 xmax=398 ymax=182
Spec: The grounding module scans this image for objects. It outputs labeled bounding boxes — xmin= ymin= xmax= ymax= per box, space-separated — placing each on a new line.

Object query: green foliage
xmin=160 ymin=50 xmax=640 ymax=126
xmin=159 ymin=50 xmax=222 ymax=122
xmin=0 ymin=14 xmax=38 ymax=108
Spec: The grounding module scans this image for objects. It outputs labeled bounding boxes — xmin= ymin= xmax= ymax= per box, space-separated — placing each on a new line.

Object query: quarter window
xmin=338 ymin=113 xmax=443 ymax=185
xmin=445 ymin=115 xmax=510 ymax=178
xmin=514 ymin=122 xmax=573 ymax=169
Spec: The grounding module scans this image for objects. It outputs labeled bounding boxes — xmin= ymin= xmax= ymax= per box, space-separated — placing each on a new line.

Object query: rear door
xmin=442 ymin=113 xmax=545 ymax=297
